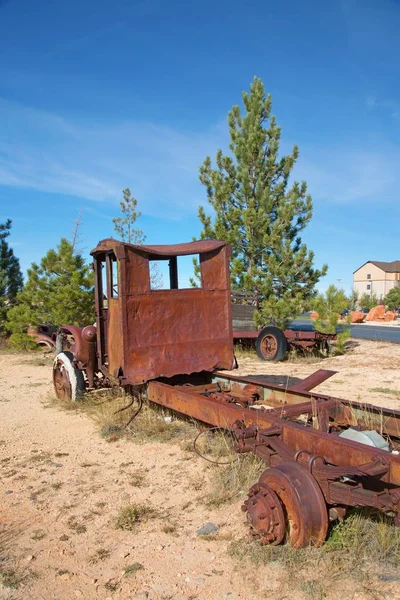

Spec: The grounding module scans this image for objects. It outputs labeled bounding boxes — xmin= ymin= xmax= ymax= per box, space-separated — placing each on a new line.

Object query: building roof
xmin=354 ymin=260 xmax=400 ymax=274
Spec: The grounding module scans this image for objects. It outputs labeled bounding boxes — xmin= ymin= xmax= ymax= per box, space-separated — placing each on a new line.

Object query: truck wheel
xmin=244 ymin=462 xmax=328 ymax=548
xmin=53 ymin=351 xmax=85 ymax=401
xmin=256 ymin=326 xmax=288 ymax=361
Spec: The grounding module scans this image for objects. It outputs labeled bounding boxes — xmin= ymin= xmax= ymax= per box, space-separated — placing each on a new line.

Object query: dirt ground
xmin=1 ymin=340 xmax=400 ymax=600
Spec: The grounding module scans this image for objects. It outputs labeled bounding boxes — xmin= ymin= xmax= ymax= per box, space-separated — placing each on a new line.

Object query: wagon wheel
xmin=243 ymin=461 xmax=328 ymax=548
xmin=53 ymin=351 xmax=85 ymax=402
xmin=256 ymin=326 xmax=288 ymax=362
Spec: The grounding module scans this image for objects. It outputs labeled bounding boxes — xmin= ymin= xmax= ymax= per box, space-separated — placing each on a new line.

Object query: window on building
xmin=367 ymin=284 xmax=371 ymax=290
xmin=367 ymin=274 xmax=371 ymax=279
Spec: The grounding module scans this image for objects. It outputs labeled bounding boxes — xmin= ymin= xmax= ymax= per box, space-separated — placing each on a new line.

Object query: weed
xmin=31 ymin=529 xmax=46 ymax=541
xmin=115 ymin=504 xmax=156 ymax=531
xmin=129 ymin=471 xmax=146 ymax=487
xmin=198 ymin=532 xmax=233 ymax=541
xmin=323 ymin=510 xmax=400 ymax=570
xmin=54 ymin=452 xmax=69 ymax=457
xmin=48 ymin=388 xmax=197 ymax=444
xmin=300 ymin=580 xmax=327 ymax=599
xmin=51 ymin=482 xmax=63 ymax=490
xmin=28 ymin=452 xmax=52 ymax=463
xmin=67 ymin=516 xmax=87 ymax=534
xmin=79 ymin=461 xmax=99 ymax=468
xmin=124 ymin=562 xmax=144 ymax=576
xmin=369 ymin=387 xmax=400 ymax=397
xmin=162 ymin=523 xmax=178 ymax=534
xmin=205 ymin=454 xmax=264 ymax=507
xmin=28 ymin=356 xmax=52 ymax=367
xmin=104 ymin=580 xmax=119 ymax=592
xmin=234 ymin=344 xmax=257 ymax=358
xmin=88 ymin=548 xmax=110 ymax=564
xmin=0 ymin=566 xmax=38 ymax=589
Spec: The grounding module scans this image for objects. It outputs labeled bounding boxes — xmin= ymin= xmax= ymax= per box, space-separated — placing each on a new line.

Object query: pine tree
xmin=7 ymin=238 xmax=95 ymax=340
xmin=195 ymin=77 xmax=327 ymax=328
xmin=312 ymin=285 xmax=350 ymax=353
xmin=383 ymin=288 xmax=400 ymax=311
xmin=112 ymin=188 xmax=144 ymax=244
xmin=359 ymin=292 xmax=378 ymax=311
xmin=0 ymin=220 xmax=23 ymax=335
xmin=112 ymin=188 xmax=163 ymax=288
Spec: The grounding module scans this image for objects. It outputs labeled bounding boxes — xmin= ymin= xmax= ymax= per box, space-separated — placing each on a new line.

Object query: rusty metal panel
xmin=124 ymin=289 xmax=235 ymax=383
xmin=108 ymin=298 xmax=123 ymax=376
xmin=125 ymin=247 xmax=151 ymax=296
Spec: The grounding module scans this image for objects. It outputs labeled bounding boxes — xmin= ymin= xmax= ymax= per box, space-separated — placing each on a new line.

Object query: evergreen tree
xmin=112 ymin=188 xmax=144 ymax=244
xmin=0 ymin=219 xmax=23 ymax=335
xmin=312 ymin=285 xmax=350 ymax=353
xmin=195 ymin=77 xmax=327 ymax=328
xmin=7 ymin=238 xmax=94 ymax=339
xmin=384 ymin=287 xmax=400 ymax=311
xmin=348 ymin=289 xmax=359 ymax=311
xmin=359 ymin=292 xmax=378 ymax=311
xmin=112 ymin=188 xmax=163 ymax=288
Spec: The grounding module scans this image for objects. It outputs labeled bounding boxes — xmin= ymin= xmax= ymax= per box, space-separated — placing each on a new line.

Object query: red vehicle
xmin=232 ymin=293 xmax=336 ymax=361
xmin=52 ymin=238 xmax=400 ymax=548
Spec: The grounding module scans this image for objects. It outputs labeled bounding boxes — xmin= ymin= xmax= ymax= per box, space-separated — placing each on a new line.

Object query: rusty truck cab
xmin=91 ymin=238 xmax=236 ymax=386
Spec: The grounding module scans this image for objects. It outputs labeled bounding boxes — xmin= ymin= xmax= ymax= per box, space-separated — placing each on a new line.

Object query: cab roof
xmin=91 ymin=238 xmax=228 ymax=258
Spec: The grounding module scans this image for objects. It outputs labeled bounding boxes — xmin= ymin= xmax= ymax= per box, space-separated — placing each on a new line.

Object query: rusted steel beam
xmin=291 ymin=369 xmax=337 ymax=392
xmin=213 ymin=372 xmax=400 ymax=438
xmin=146 ymin=381 xmax=400 ymax=485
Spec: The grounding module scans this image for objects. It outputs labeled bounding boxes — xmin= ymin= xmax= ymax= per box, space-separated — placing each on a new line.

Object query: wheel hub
xmin=260 ymin=334 xmax=278 ymax=359
xmin=242 ymin=483 xmax=285 ymax=545
xmin=53 ymin=360 xmax=72 ymax=400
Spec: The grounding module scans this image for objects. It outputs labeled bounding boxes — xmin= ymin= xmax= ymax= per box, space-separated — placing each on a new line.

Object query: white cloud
xmin=0 ymin=98 xmax=225 ymax=218
xmin=295 ymin=143 xmax=399 ymax=205
xmin=0 ymin=97 xmax=399 ymax=217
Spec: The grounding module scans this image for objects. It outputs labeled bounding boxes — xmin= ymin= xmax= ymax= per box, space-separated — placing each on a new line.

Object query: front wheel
xmin=53 ymin=351 xmax=85 ymax=401
xmin=256 ymin=326 xmax=288 ymax=362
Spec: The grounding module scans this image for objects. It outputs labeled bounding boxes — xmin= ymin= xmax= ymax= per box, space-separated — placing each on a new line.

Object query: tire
xmin=256 ymin=326 xmax=288 ymax=361
xmin=53 ymin=351 xmax=85 ymax=401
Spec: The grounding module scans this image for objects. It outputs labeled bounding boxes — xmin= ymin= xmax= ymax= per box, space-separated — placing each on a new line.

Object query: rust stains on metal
xmin=91 ymin=239 xmax=235 ymax=384
xmin=53 ymin=237 xmax=400 ymax=548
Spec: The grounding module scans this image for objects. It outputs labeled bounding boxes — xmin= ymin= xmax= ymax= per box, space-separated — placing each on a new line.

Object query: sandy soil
xmin=1 ymin=340 xmax=400 ymax=600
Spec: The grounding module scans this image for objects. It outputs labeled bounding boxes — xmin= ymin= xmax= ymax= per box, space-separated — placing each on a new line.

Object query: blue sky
xmin=1 ymin=0 xmax=399 ymax=293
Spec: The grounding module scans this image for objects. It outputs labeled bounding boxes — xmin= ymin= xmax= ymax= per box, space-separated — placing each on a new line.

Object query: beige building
xmin=353 ymin=260 xmax=400 ymax=300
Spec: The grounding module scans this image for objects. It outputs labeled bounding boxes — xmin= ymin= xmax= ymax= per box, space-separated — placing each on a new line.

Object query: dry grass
xmin=369 ymin=387 xmax=400 ymax=397
xmin=67 ymin=516 xmax=87 ymax=534
xmin=46 ymin=389 xmax=197 ymax=444
xmin=115 ymin=503 xmax=157 ymax=531
xmin=30 ymin=529 xmax=46 ymax=541
xmin=88 ymin=548 xmax=110 ymax=564
xmin=205 ymin=453 xmax=265 ymax=507
xmin=124 ymin=562 xmax=144 ymax=576
xmin=229 ymin=509 xmax=400 ymax=598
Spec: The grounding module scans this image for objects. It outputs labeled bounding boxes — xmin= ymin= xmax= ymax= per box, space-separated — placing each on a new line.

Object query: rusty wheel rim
xmin=243 ymin=483 xmax=286 ymax=545
xmin=259 ymin=462 xmax=328 ymax=548
xmin=53 ymin=359 xmax=72 ymax=401
xmin=260 ymin=334 xmax=278 ymax=359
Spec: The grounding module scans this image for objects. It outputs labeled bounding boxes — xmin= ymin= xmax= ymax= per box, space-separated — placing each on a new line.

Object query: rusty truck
xmin=53 ymin=238 xmax=400 ymax=548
